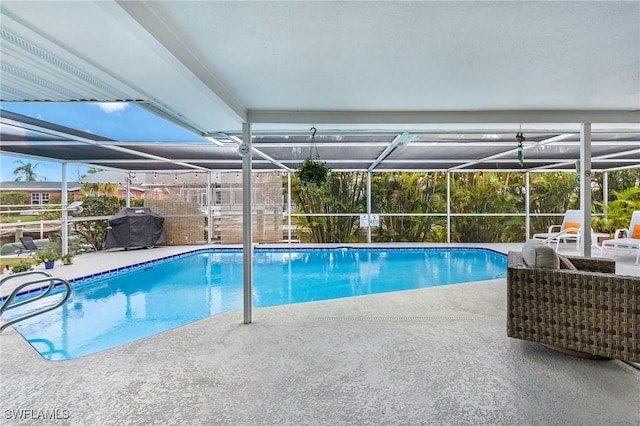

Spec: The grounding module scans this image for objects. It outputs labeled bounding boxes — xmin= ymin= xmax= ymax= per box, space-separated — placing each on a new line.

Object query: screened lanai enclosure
xmin=2 ymin=107 xmax=639 ymax=249
xmin=1 ymin=1 xmax=639 ymax=254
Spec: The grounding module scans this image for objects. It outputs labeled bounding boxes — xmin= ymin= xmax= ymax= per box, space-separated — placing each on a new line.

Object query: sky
xmin=0 ymin=102 xmax=201 ymax=182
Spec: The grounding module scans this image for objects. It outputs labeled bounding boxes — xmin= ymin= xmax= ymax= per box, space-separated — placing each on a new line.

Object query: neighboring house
xmin=0 ymin=180 xmax=145 ymax=207
xmin=0 ymin=181 xmax=83 ymax=206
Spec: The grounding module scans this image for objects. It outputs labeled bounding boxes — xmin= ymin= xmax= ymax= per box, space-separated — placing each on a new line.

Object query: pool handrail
xmin=0 ymin=272 xmax=72 ymax=333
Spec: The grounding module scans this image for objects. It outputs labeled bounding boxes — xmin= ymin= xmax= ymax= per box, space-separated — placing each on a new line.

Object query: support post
xmin=580 ymin=123 xmax=592 ymax=257
xmin=525 ymin=172 xmax=530 ymax=241
xmin=446 ymin=172 xmax=451 ymax=243
xmin=61 ymin=162 xmax=69 ymax=256
xmin=366 ymin=171 xmax=372 ymax=243
xmin=207 ymin=171 xmax=212 ymax=245
xmin=603 ymin=171 xmax=609 ymax=215
xmin=242 ymin=122 xmax=253 ymax=324
xmin=287 ymin=171 xmax=292 ymax=243
xmin=125 ymin=176 xmax=131 ymax=208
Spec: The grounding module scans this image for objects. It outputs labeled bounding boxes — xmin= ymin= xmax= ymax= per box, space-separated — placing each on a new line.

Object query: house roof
xmin=0 ymin=1 xmax=638 ymax=173
xmin=0 ymin=181 xmax=82 ymax=191
xmin=0 ymin=177 xmax=147 ymax=193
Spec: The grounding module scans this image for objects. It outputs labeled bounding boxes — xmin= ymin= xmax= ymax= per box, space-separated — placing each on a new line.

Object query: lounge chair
xmin=507 ymin=241 xmax=639 ymax=362
xmin=11 ymin=237 xmax=41 ymax=257
xmin=532 ymin=209 xmax=582 ymax=250
xmin=602 ymin=210 xmax=640 ymax=264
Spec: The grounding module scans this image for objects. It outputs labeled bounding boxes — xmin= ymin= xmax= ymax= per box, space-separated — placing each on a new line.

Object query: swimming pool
xmin=6 ymin=247 xmax=506 ymax=360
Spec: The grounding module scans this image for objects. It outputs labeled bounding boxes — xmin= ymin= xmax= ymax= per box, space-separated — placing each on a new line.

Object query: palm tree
xmin=13 ymin=160 xmax=41 ymax=181
xmin=371 ymin=172 xmax=447 ymax=242
xmin=592 ymin=187 xmax=640 ymax=233
xmin=81 ymin=182 xmax=120 ymax=196
xmin=450 ymin=172 xmax=525 ymax=242
xmin=291 ymin=172 xmax=366 ymax=242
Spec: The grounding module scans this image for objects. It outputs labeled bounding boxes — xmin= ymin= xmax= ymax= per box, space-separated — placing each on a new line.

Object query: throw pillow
xmin=521 ymin=241 xmax=560 ymax=269
xmin=632 ymin=224 xmax=640 ymax=239
xmin=563 ymin=221 xmax=581 ymax=234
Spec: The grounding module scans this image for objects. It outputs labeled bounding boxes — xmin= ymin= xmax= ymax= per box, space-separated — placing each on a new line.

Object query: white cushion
xmin=522 ymin=241 xmax=559 ymax=269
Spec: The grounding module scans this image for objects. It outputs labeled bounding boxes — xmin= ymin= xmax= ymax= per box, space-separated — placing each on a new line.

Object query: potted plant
xmin=61 ymin=253 xmax=74 ymax=265
xmin=297 ymin=158 xmax=331 ymax=186
xmin=36 ymin=250 xmax=59 ymax=270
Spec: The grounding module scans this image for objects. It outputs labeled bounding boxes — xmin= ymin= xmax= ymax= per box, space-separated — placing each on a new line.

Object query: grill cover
xmin=103 ymin=207 xmax=166 ymax=250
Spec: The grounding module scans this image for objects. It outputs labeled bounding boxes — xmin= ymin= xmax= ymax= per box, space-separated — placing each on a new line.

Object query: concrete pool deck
xmin=1 ymin=243 xmax=639 ymax=425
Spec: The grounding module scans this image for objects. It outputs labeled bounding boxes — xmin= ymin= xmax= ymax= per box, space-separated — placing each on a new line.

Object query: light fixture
xmin=67 ymin=201 xmax=84 ymax=214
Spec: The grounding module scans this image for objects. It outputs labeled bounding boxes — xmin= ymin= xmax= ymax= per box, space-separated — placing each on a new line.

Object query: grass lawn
xmin=0 ymin=257 xmax=38 ymax=268
xmin=0 ymin=214 xmax=52 ymax=224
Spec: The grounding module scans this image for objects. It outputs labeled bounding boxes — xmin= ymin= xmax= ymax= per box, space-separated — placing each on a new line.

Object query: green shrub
xmin=11 ymin=261 xmax=33 ymax=274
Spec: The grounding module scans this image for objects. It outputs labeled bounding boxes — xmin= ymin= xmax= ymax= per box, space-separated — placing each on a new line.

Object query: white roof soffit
xmin=1 ymin=1 xmax=639 ymax=135
xmin=0 ymin=1 xmax=245 ymax=134
xmin=120 ymin=0 xmax=639 ymax=131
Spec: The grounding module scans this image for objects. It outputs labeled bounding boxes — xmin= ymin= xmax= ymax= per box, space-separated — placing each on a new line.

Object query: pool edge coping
xmin=2 ymin=246 xmax=507 ymax=301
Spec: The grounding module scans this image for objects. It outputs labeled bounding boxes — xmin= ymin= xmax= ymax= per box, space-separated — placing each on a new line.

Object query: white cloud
xmin=93 ymin=102 xmax=129 ymax=114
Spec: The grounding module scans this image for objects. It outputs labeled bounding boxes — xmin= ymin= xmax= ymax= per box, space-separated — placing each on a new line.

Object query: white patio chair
xmin=602 ymin=211 xmax=640 ymax=264
xmin=532 ymin=210 xmax=582 ymax=251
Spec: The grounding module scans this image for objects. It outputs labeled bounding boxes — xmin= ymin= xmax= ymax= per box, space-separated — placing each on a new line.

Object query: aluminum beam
xmin=367 ymin=132 xmax=415 ymax=171
xmin=448 ymin=133 xmax=576 ymax=171
xmin=242 ymin=122 xmax=253 ymax=324
xmin=580 ymin=124 xmax=592 ymax=257
xmin=248 ymin=110 xmax=640 ymax=125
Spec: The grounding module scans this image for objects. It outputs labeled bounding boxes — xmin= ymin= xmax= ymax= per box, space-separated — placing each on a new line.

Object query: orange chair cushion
xmin=632 ymin=224 xmax=640 ymax=239
xmin=563 ymin=221 xmax=581 ymax=234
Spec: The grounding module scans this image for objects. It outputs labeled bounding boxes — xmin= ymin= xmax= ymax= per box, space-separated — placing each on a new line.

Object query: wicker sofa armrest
xmin=508 ymin=251 xmax=615 ymax=273
xmin=563 ymin=255 xmax=615 ymax=273
xmin=506 ymin=251 xmax=639 ymax=362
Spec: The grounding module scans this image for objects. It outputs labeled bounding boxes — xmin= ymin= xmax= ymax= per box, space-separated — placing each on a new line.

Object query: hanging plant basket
xmin=297 ymin=158 xmax=331 ymax=186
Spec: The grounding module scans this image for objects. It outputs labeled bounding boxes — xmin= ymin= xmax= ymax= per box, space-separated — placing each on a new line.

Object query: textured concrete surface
xmin=2 ymin=278 xmax=639 ymax=425
xmin=1 ymin=243 xmax=639 ymax=425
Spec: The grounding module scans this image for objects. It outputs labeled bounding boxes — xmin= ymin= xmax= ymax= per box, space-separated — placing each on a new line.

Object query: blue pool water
xmin=7 ymin=248 xmax=506 ymax=360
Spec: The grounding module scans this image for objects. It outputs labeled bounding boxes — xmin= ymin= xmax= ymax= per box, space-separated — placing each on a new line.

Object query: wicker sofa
xmin=507 ymin=249 xmax=639 ymax=362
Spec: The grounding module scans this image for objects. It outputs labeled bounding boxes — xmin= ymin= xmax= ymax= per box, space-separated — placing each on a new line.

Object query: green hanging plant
xmin=297 ymin=126 xmax=331 ymax=186
xmin=297 ymin=158 xmax=331 ymax=186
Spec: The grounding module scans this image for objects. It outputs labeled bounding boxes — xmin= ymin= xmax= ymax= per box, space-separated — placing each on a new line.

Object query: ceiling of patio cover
xmin=1 ymin=109 xmax=638 ymax=173
xmin=0 ymin=1 xmax=638 ymax=173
